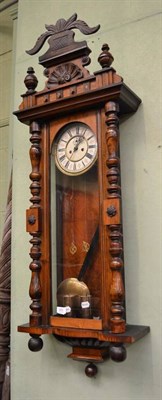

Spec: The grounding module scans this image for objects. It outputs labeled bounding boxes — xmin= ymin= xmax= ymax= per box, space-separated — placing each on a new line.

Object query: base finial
xmin=28 ymin=335 xmax=43 ymax=352
xmin=110 ymin=343 xmax=127 ymax=362
xmin=85 ymin=363 xmax=98 ymax=377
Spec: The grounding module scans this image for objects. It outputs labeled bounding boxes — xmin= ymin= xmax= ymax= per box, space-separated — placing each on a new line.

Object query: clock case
xmin=14 ymin=14 xmax=149 ymax=375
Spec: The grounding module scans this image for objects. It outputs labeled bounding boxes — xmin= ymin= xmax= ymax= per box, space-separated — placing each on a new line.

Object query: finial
xmin=24 ymin=67 xmax=38 ymax=94
xmin=28 ymin=335 xmax=43 ymax=352
xmin=85 ymin=362 xmax=98 ymax=377
xmin=110 ymin=343 xmax=127 ymax=362
xmin=98 ymin=44 xmax=114 ymax=69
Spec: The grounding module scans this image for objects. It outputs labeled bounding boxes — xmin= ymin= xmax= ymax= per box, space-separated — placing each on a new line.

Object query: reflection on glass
xmin=52 ymin=154 xmax=101 ymax=320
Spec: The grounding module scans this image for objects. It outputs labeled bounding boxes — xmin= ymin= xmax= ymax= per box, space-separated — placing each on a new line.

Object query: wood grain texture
xmin=105 ymin=101 xmax=125 ymax=333
xmin=68 ymin=347 xmax=109 ymax=362
xmin=50 ymin=316 xmax=102 ymax=330
xmin=17 ymin=323 xmax=150 ymax=344
xmin=28 ymin=122 xmax=42 ymax=326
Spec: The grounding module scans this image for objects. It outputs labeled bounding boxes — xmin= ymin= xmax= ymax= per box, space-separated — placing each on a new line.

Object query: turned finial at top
xmin=24 ymin=67 xmax=38 ymax=94
xmin=98 ymin=44 xmax=114 ymax=69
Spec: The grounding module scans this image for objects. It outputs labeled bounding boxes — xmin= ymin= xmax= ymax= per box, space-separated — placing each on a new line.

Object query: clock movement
xmin=14 ymin=13 xmax=150 ymax=376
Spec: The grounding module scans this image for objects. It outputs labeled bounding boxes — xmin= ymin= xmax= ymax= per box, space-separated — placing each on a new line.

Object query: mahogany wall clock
xmin=14 ymin=13 xmax=149 ymax=376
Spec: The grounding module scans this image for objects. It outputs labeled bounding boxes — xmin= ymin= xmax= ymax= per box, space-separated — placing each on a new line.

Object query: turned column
xmin=105 ymin=101 xmax=125 ymax=334
xmin=26 ymin=121 xmax=42 ymax=327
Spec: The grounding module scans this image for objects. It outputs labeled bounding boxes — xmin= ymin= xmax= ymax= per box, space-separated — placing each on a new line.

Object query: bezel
xmin=54 ymin=121 xmax=98 ymax=176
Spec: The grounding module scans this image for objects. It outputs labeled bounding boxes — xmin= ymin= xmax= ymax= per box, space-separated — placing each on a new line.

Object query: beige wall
xmin=11 ymin=1 xmax=162 ymax=399
xmin=0 ymin=8 xmax=13 ymax=245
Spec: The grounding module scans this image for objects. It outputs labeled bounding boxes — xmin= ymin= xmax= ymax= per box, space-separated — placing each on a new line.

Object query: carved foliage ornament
xmin=26 ymin=13 xmax=100 ymax=60
xmin=44 ymin=63 xmax=83 ymax=88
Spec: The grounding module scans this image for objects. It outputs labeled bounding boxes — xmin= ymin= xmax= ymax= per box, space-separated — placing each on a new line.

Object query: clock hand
xmin=69 ymin=145 xmax=79 ymax=159
xmin=69 ymin=136 xmax=84 ymax=159
xmin=73 ymin=136 xmax=84 ymax=152
xmin=73 ymin=144 xmax=79 ymax=152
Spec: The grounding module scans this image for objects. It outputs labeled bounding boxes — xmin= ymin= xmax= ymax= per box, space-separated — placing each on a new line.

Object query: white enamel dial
xmin=54 ymin=122 xmax=97 ymax=176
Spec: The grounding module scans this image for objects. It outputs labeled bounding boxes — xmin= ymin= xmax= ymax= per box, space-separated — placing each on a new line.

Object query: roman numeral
xmin=86 ymin=152 xmax=93 ymax=159
xmin=58 ymin=148 xmax=65 ymax=152
xmin=89 ymin=144 xmax=96 ymax=149
xmin=87 ymin=135 xmax=94 ymax=140
xmin=65 ymin=161 xmax=70 ymax=168
xmin=73 ymin=163 xmax=76 ymax=171
xmin=75 ymin=126 xmax=79 ymax=135
xmin=59 ymin=155 xmax=65 ymax=162
xmin=82 ymin=128 xmax=87 ymax=136
xmin=67 ymin=130 xmax=72 ymax=137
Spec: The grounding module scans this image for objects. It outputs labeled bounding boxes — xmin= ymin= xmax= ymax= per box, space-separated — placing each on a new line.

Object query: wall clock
xmin=14 ymin=13 xmax=149 ymax=377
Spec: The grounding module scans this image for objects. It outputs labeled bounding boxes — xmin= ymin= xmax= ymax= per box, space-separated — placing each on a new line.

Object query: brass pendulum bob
xmin=57 ymin=227 xmax=99 ymax=316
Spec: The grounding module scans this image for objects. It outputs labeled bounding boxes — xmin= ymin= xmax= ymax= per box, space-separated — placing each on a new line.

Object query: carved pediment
xmin=26 ymin=13 xmax=100 ymax=68
xmin=44 ymin=62 xmax=83 ymax=88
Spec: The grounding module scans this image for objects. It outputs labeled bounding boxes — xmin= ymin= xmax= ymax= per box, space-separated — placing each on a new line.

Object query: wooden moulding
xmin=17 ymin=324 xmax=150 ymax=344
xmin=13 ymin=83 xmax=141 ymax=125
xmin=50 ymin=316 xmax=102 ymax=330
xmin=68 ymin=347 xmax=110 ymax=362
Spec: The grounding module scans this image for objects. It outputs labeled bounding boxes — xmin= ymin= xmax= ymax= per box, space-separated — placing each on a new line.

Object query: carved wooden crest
xmin=26 ymin=13 xmax=100 ymax=67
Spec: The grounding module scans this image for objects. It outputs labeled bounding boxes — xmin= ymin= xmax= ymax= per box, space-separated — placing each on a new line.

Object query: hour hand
xmin=73 ymin=136 xmax=83 ymax=151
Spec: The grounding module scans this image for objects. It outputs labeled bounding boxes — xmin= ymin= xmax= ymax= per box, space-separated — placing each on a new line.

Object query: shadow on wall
xmin=120 ymin=104 xmax=147 ymax=324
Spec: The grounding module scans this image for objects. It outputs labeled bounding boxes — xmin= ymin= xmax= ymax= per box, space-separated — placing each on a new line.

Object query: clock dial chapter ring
xmin=54 ymin=122 xmax=98 ymax=176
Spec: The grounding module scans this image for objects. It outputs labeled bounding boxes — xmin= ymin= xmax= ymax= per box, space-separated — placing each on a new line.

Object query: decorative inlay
xmin=82 ymin=241 xmax=90 ymax=253
xmin=69 ymin=242 xmax=77 ymax=255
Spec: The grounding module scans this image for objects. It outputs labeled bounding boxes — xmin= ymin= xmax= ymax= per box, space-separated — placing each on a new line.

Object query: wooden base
xmin=50 ymin=315 xmax=102 ymax=330
xmin=18 ymin=323 xmax=150 ymax=344
xmin=68 ymin=347 xmax=110 ymax=362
